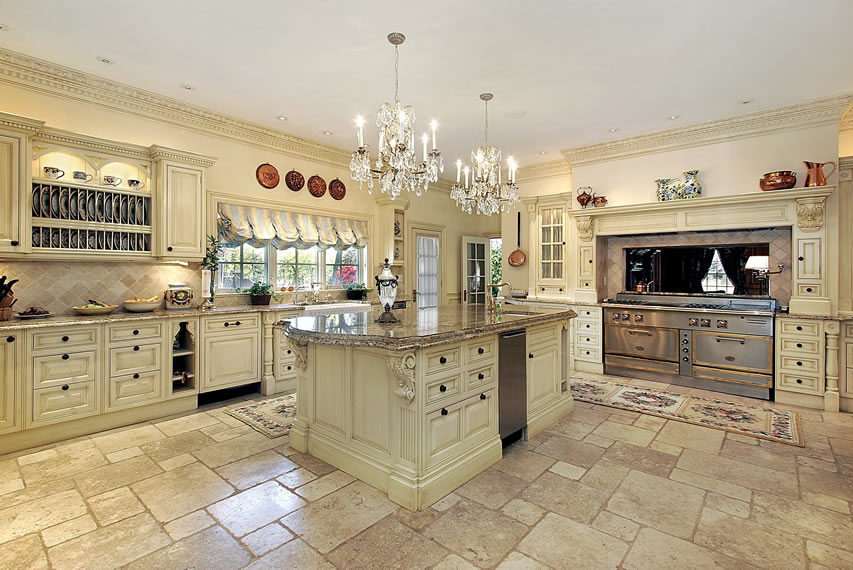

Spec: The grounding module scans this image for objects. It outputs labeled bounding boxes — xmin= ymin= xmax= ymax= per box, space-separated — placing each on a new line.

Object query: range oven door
xmin=604 ymin=325 xmax=678 ymax=362
xmin=692 ymin=331 xmax=773 ymax=374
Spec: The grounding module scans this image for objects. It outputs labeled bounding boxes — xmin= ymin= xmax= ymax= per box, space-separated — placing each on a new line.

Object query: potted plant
xmin=345 ymin=283 xmax=371 ymax=301
xmin=242 ymin=282 xmax=274 ymax=305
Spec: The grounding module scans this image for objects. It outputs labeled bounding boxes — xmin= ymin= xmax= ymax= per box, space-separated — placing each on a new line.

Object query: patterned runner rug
xmin=571 ymin=375 xmax=803 ymax=446
xmin=225 ymin=393 xmax=296 ymax=438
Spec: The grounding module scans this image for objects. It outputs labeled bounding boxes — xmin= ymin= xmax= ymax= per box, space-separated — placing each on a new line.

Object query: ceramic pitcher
xmin=803 ymin=161 xmax=837 ymax=187
xmin=655 ymin=178 xmax=681 ymax=201
xmin=680 ymin=170 xmax=703 ymax=199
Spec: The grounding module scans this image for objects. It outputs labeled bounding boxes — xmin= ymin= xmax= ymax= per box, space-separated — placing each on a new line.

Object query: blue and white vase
xmin=680 ymin=170 xmax=702 ymax=199
xmin=655 ymin=178 xmax=681 ymax=201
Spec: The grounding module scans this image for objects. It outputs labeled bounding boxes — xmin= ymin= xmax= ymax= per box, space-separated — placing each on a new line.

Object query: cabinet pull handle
xmin=133 ymin=373 xmax=140 ymax=379
xmin=798 ymin=256 xmax=804 ymax=261
xmin=439 ymin=356 xmax=447 ymax=364
xmin=480 ymin=393 xmax=486 ymax=400
xmin=439 ymin=384 xmax=447 ymax=392
xmin=133 ymin=330 xmax=139 ymax=335
xmin=5 ymin=336 xmax=13 ymax=343
xmin=224 ymin=322 xmax=229 ymax=327
xmin=10 ymin=240 xmax=18 ymax=247
xmin=477 ymin=347 xmax=484 ymax=355
xmin=61 ymin=354 xmax=69 ymax=360
xmin=440 ymin=408 xmax=448 ymax=416
xmin=528 ymin=353 xmax=534 ymax=359
xmin=478 ymin=373 xmax=484 ymax=380
xmin=714 ymin=337 xmax=745 ymax=345
xmin=133 ymin=346 xmax=140 ymax=351
xmin=236 ymin=321 xmax=241 ymax=326
xmin=167 ymin=246 xmax=174 ymax=252
xmin=61 ymin=384 xmax=69 ymax=391
xmin=796 ymin=378 xmax=803 ymax=384
xmin=62 ymin=336 xmax=69 ymax=342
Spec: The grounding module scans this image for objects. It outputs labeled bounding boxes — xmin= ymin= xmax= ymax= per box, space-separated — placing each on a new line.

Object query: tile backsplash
xmin=602 ymin=228 xmax=793 ymax=303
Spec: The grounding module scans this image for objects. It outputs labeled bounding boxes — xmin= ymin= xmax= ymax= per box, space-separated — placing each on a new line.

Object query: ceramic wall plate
xmin=308 ymin=175 xmax=326 ymax=197
xmin=256 ymin=163 xmax=280 ymax=189
xmin=32 ymin=187 xmax=41 ymax=217
xmin=329 ymin=178 xmax=346 ymax=200
xmin=285 ymin=170 xmax=305 ymax=191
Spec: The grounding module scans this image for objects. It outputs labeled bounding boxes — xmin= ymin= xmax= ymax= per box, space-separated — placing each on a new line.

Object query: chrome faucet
xmin=487 ymin=282 xmax=512 ymax=313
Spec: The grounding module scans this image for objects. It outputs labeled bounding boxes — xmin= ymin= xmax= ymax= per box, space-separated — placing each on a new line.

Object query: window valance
xmin=217 ymin=203 xmax=368 ymax=250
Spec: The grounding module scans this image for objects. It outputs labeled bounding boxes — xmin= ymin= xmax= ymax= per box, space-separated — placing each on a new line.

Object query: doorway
xmin=462 ymin=237 xmax=491 ymax=305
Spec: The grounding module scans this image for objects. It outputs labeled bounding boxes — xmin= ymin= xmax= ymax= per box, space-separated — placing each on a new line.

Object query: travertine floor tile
xmin=73 ymin=454 xmax=162 ymax=497
xmin=705 ymin=493 xmax=750 ymax=518
xmin=533 ymin=435 xmax=604 ymax=468
xmin=544 ymin=419 xmax=596 ymax=440
xmin=798 ymin=464 xmax=853 ymax=501
xmin=209 ymin=480 xmax=305 ymax=537
xmin=676 ymin=449 xmax=799 ymax=498
xmin=211 ymin=425 xmax=254 ymax=442
xmin=282 ymin=481 xmax=397 ymax=554
xmin=140 ymin=430 xmax=215 ymax=462
xmin=522 ymin=472 xmax=608 ymax=524
xmin=806 ymin=540 xmax=853 ymax=568
xmin=501 ymin=498 xmax=547 ymax=526
xmin=655 ymin=421 xmax=725 ymax=454
xmin=17 ymin=448 xmax=58 ymax=466
xmin=592 ymin=510 xmax=639 ymax=541
xmin=518 ymin=512 xmax=628 ymax=569
xmin=242 ymin=522 xmax=294 ymax=556
xmin=276 ymin=466 xmax=317 ymax=489
xmin=455 ymin=468 xmax=528 ymax=509
xmin=105 ymin=446 xmax=143 ymax=463
xmin=47 ymin=512 xmax=169 ymax=569
xmin=40 ymin=514 xmax=97 ymax=547
xmin=582 ymin=433 xmax=615 ymax=448
xmin=0 ymin=458 xmax=20 ymax=483
xmin=801 ymin=491 xmax=850 ymax=514
xmin=0 ymin=489 xmax=88 ymax=544
xmin=601 ymin=441 xmax=678 ymax=477
xmin=491 ymin=445 xmax=555 ymax=481
xmin=286 ymin=451 xmax=337 ymax=476
xmin=395 ymin=507 xmax=440 ymax=530
xmin=797 ymin=455 xmax=837 ymax=472
xmin=607 ymin=469 xmax=705 ymax=538
xmin=0 ymin=477 xmax=75 ymax=510
xmin=649 ymin=440 xmax=682 ymax=455
xmin=0 ymin=534 xmax=48 ymax=570
xmin=0 ymin=478 xmax=24 ymax=496
xmin=87 ymin=486 xmax=144 ymax=525
xmin=19 ymin=447 xmax=107 ymax=486
xmin=434 ymin=553 xmax=479 ymax=569
xmin=565 ymin=406 xmax=610 ymax=426
xmin=54 ymin=439 xmax=96 ymax=456
xmin=669 ymin=467 xmax=752 ymax=501
xmin=431 ymin=493 xmax=461 ymax=511
xmin=633 ymin=414 xmax=667 ymax=432
xmin=624 ymin=527 xmax=747 ymax=569
xmin=720 ymin=439 xmax=797 ymax=473
xmin=725 ymin=432 xmax=758 ymax=445
xmin=592 ymin=421 xmax=656 ymax=447
xmin=157 ymin=452 xmax=197 ymax=471
xmin=548 ymin=460 xmax=587 ymax=480
xmin=243 ymin=539 xmax=334 ymax=570
xmin=580 ymin=460 xmax=630 ymax=493
xmin=193 ymin=432 xmax=282 ymax=469
xmin=128 ymin=525 xmax=250 ymax=569
xmin=424 ymin=500 xmax=528 ymax=567
xmin=92 ymin=424 xmax=165 ymax=455
xmin=155 ymin=412 xmax=222 ymax=436
xmin=216 ymin=449 xmax=298 ymax=490
xmin=327 ymin=516 xmax=448 ymax=569
xmin=164 ymin=509 xmax=215 ymax=541
xmin=495 ymin=551 xmax=550 ymax=569
xmin=132 ymin=462 xmax=233 ymax=522
xmin=294 ymin=470 xmax=355 ymax=501
xmin=751 ymin=492 xmax=853 ymax=545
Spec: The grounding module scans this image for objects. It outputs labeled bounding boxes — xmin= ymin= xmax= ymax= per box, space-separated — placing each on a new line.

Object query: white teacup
xmin=128 ymin=179 xmax=145 ymax=191
xmin=103 ymin=175 xmax=122 ymax=187
xmin=44 ymin=167 xmax=65 ymax=180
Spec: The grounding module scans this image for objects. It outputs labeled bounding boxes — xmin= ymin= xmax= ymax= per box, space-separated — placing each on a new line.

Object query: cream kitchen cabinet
xmin=0 ymin=332 xmax=20 ymax=434
xmin=0 ymin=114 xmax=42 ymax=255
xmin=522 ymin=193 xmax=572 ymax=301
xmin=106 ymin=321 xmax=167 ymax=412
xmin=199 ymin=314 xmax=262 ymax=392
xmin=774 ymin=317 xmax=826 ymax=409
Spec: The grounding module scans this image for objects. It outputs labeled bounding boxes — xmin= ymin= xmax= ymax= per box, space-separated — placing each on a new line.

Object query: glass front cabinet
xmin=535 ymin=201 xmax=567 ymax=298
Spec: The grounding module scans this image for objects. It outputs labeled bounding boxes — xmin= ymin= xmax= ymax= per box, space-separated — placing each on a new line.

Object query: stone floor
xmin=2 ymin=375 xmax=853 ymax=569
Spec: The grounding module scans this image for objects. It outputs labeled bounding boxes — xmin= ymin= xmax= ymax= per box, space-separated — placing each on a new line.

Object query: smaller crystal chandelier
xmin=450 ymin=93 xmax=520 ymax=216
xmin=349 ymin=32 xmax=443 ymax=200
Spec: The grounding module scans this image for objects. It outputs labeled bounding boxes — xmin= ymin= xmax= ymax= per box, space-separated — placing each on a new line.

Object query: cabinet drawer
xmin=280 ymin=345 xmax=296 ymax=362
xmin=779 ymin=355 xmax=820 ymax=374
xmin=575 ymin=332 xmax=601 ymax=347
xmin=31 ymin=327 xmax=98 ymax=353
xmin=109 ymin=343 xmax=161 ymax=377
xmin=425 ymin=373 xmax=462 ymax=406
xmin=424 ymin=345 xmax=461 ymax=375
xmin=466 ymin=338 xmax=496 ymax=363
xmin=279 ymin=362 xmax=297 ymax=377
xmin=31 ymin=382 xmax=97 ymax=425
xmin=796 ymin=283 xmax=823 ymax=297
xmin=426 ymin=389 xmax=496 ymax=468
xmin=109 ymin=322 xmax=163 ymax=343
xmin=203 ymin=314 xmax=261 ymax=335
xmin=528 ymin=324 xmax=561 ymax=348
xmin=779 ymin=320 xmax=821 ymax=338
xmin=576 ymin=319 xmax=600 ymax=334
xmin=466 ymin=364 xmax=496 ymax=392
xmin=32 ymin=351 xmax=97 ymax=388
xmin=575 ymin=307 xmax=601 ymax=320
xmin=777 ymin=372 xmax=822 ymax=394
xmin=108 ymin=370 xmax=162 ymax=410
xmin=780 ymin=338 xmax=820 ymax=355
xmin=575 ymin=346 xmax=601 ymax=362
xmin=578 ymin=279 xmax=594 ymax=290
xmin=537 ymin=284 xmax=567 ymax=297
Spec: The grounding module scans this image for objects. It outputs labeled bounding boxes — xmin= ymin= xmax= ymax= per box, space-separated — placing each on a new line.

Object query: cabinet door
xmin=0 ymin=334 xmax=18 ymax=433
xmin=162 ymin=163 xmax=204 ymax=258
xmin=0 ymin=134 xmax=22 ymax=253
xmin=538 ymin=206 xmax=565 ymax=282
xmin=527 ymin=342 xmax=560 ymax=414
xmin=201 ymin=333 xmax=261 ymax=392
xmin=796 ymin=238 xmax=822 ymax=280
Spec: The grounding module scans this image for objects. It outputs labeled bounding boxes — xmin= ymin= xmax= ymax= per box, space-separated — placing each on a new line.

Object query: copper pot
xmin=759 ymin=170 xmax=797 ymax=191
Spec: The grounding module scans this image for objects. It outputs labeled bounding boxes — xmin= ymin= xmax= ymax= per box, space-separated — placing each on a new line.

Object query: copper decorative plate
xmin=255 ymin=163 xmax=280 ymax=189
xmin=285 ymin=170 xmax=305 ymax=191
xmin=329 ymin=178 xmax=346 ymax=200
xmin=308 ymin=175 xmax=326 ymax=198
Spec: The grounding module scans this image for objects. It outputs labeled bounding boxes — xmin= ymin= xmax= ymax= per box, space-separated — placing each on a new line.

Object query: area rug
xmin=570 ymin=375 xmax=804 ymax=446
xmin=225 ymin=393 xmax=296 ymax=438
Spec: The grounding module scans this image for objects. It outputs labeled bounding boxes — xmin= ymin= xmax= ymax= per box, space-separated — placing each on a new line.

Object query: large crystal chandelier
xmin=349 ymin=32 xmax=443 ymax=200
xmin=450 ymin=93 xmax=520 ymax=216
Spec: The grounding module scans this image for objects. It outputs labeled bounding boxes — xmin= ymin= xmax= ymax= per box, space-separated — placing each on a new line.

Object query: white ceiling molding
xmin=516 ymin=159 xmax=572 ymax=183
xmin=0 ymin=47 xmax=352 ymax=168
xmin=841 ymin=103 xmax=853 ymax=133
xmin=563 ymin=94 xmax=853 ymax=167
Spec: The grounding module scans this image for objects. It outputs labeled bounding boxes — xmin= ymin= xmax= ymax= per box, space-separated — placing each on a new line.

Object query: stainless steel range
xmin=602 ymin=293 xmax=776 ymax=399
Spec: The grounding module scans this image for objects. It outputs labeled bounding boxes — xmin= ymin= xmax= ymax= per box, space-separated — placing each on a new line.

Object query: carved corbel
xmin=287 ymin=337 xmax=309 ymax=371
xmin=576 ymin=216 xmax=594 ymax=242
xmin=389 ymin=352 xmax=416 ymax=402
xmin=796 ymin=197 xmax=825 ymax=231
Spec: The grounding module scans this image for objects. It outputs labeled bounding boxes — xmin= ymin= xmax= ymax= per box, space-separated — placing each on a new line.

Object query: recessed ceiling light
xmin=539 ymin=151 xmax=547 ymax=155
xmin=323 ymin=131 xmax=334 ymax=136
xmin=668 ymin=115 xmax=680 ymax=120
xmin=504 ymin=109 xmax=527 ymax=120
xmin=180 ymin=84 xmax=196 ymax=91
xmin=740 ymin=98 xmax=755 ymax=105
xmin=608 ymin=128 xmax=619 ymax=133
xmin=277 ymin=115 xmax=287 ymax=121
xmin=95 ymin=55 xmax=113 ymax=65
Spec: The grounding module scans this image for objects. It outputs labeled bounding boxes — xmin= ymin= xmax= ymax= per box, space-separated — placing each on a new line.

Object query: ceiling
xmin=1 ymin=0 xmax=852 ymax=167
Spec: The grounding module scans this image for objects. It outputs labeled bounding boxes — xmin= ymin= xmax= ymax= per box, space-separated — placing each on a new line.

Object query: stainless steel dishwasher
xmin=499 ymin=329 xmax=527 ymax=438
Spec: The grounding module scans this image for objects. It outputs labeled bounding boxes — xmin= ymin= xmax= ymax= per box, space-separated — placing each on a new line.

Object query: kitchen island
xmin=281 ymin=304 xmax=576 ymax=510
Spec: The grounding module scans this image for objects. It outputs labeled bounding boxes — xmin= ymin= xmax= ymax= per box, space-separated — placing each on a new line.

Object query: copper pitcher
xmin=576 ymin=186 xmax=593 ymax=209
xmin=804 ymin=161 xmax=837 ymax=187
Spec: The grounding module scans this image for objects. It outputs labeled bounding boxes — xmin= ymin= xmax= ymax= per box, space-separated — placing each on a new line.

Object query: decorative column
xmin=261 ymin=312 xmax=276 ymax=395
xmin=825 ymin=321 xmax=841 ymax=412
xmin=286 ymin=335 xmax=310 ymax=452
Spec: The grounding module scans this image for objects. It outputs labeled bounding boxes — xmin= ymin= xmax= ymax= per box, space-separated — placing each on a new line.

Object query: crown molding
xmin=563 ymin=94 xmax=853 ymax=167
xmin=0 ymin=47 xmax=351 ymax=168
xmin=841 ymin=104 xmax=853 ymax=133
xmin=148 ymin=145 xmax=217 ymax=168
xmin=0 ymin=110 xmax=45 ymax=133
xmin=516 ymin=159 xmax=572 ymax=183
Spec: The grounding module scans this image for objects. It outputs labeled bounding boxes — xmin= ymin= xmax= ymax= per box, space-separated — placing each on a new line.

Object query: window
xmin=217 ymin=243 xmax=364 ymax=291
xmin=701 ymin=250 xmax=735 ymax=294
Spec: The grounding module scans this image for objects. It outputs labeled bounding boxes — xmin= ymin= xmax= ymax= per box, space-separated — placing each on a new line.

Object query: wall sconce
xmin=744 ymin=255 xmax=784 ymax=278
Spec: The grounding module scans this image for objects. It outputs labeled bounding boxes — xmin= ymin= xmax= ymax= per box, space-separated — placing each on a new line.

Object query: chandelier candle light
xmin=451 ymin=93 xmax=520 ymax=216
xmin=350 ymin=32 xmax=443 ymax=200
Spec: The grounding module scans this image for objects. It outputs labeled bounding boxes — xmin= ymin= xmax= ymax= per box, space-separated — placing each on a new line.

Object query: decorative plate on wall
xmin=308 ymin=175 xmax=327 ymax=198
xmin=329 ymin=178 xmax=346 ymax=200
xmin=256 ymin=163 xmax=280 ymax=189
xmin=285 ymin=170 xmax=305 ymax=191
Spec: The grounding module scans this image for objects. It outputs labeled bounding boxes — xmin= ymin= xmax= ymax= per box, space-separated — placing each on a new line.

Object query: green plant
xmin=201 ymin=235 xmax=222 ymax=272
xmin=345 ymin=283 xmax=372 ymax=293
xmin=240 ymin=281 xmax=274 ymax=296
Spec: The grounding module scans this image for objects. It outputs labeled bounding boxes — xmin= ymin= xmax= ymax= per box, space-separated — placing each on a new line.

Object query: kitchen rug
xmin=225 ymin=393 xmax=296 ymax=438
xmin=571 ymin=375 xmax=804 ymax=446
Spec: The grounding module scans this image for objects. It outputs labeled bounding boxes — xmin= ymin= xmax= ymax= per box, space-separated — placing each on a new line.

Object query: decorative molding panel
xmin=796 ymin=197 xmax=826 ymax=231
xmin=563 ymin=94 xmax=853 ymax=166
xmin=389 ymin=352 xmax=416 ymax=402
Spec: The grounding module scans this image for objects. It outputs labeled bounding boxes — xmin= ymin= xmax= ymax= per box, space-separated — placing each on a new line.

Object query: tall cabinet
xmin=524 ymin=192 xmax=571 ymax=301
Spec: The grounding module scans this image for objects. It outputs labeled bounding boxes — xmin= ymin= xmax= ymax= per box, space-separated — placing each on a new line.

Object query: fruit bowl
xmin=123 ymin=300 xmax=160 ymax=313
xmin=73 ymin=304 xmax=118 ymax=316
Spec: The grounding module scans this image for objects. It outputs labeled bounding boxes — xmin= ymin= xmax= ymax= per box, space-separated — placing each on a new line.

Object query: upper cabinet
xmin=0 ymin=112 xmax=216 ymax=262
xmin=524 ymin=193 xmax=572 ymax=300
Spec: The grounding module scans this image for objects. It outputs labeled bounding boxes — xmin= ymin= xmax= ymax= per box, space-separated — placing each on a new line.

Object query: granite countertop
xmin=281 ymin=305 xmax=577 ymax=351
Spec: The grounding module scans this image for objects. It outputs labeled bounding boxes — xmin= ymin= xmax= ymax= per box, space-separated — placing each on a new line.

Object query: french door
xmin=416 ymin=235 xmax=440 ymax=309
xmin=462 ymin=237 xmax=491 ymax=305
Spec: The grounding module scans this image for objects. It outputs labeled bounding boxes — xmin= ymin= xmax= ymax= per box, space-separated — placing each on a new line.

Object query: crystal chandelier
xmin=450 ymin=93 xmax=520 ymax=216
xmin=349 ymin=32 xmax=443 ymax=200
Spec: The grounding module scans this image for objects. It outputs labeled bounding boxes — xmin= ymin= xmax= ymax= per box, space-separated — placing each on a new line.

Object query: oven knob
xmin=611 ymin=313 xmax=621 ymax=321
xmin=634 ymin=314 xmax=644 ymax=323
xmin=681 ymin=339 xmax=689 ymax=344
xmin=700 ymin=319 xmax=711 ymax=328
xmin=621 ymin=313 xmax=630 ymax=321
xmin=682 ymin=357 xmax=689 ymax=362
xmin=716 ymin=320 xmax=728 ymax=329
xmin=682 ymin=348 xmax=689 ymax=353
xmin=688 ymin=318 xmax=699 ymax=327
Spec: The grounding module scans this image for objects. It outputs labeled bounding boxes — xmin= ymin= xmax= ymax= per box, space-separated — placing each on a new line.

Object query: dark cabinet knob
xmin=798 ymin=256 xmax=804 ymax=261
xmin=224 ymin=322 xmax=229 ymax=327
xmin=5 ymin=336 xmax=13 ymax=343
xmin=796 ymin=326 xmax=803 ymax=331
xmin=235 ymin=321 xmax=241 ymax=326
xmin=287 ymin=366 xmax=292 ymax=371
xmin=133 ymin=330 xmax=139 ymax=335
xmin=441 ymin=408 xmax=448 ymax=416
xmin=559 ymin=288 xmax=563 ymax=292
xmin=478 ymin=373 xmax=484 ymax=380
xmin=796 ymin=378 xmax=803 ymax=384
xmin=477 ymin=347 xmax=484 ymax=355
xmin=806 ymin=287 xmax=813 ymax=293
xmin=585 ymin=324 xmax=590 ymax=328
xmin=588 ymin=259 xmax=593 ymax=263
xmin=439 ymin=384 xmax=447 ymax=392
xmin=62 ymin=336 xmax=69 ymax=342
xmin=133 ymin=373 xmax=140 ymax=379
xmin=133 ymin=346 xmax=140 ymax=351
xmin=61 ymin=354 xmax=69 ymax=360
xmin=796 ymin=361 xmax=803 ymax=366
xmin=10 ymin=240 xmax=18 ymax=246
xmin=796 ymin=343 xmax=803 ymax=348
xmin=528 ymin=353 xmax=534 ymax=359
xmin=586 ymin=338 xmax=591 ymax=342
xmin=439 ymin=356 xmax=447 ymax=364
xmin=287 ymin=350 xmax=292 ymax=354
xmin=167 ymin=246 xmax=174 ymax=252
xmin=585 ymin=351 xmax=591 ymax=355
xmin=480 ymin=393 xmax=486 ymax=400
xmin=61 ymin=384 xmax=69 ymax=391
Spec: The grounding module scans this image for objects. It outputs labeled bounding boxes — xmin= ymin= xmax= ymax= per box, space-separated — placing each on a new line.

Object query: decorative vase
xmin=164 ymin=283 xmax=193 ymax=310
xmin=655 ymin=178 xmax=681 ymax=202
xmin=374 ymin=258 xmax=399 ymax=323
xmin=680 ymin=170 xmax=702 ymax=199
xmin=201 ymin=270 xmax=216 ymax=310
